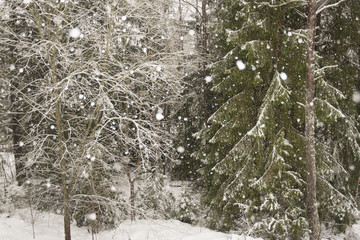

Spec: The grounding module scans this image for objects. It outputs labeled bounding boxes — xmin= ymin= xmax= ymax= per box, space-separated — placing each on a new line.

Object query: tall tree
xmin=305 ymin=0 xmax=320 ymax=239
xmin=0 ymin=0 xmax=192 ymax=239
xmin=197 ymin=0 xmax=359 ymax=239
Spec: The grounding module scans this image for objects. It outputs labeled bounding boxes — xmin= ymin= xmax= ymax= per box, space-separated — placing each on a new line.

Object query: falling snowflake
xmin=177 ymin=146 xmax=185 ymax=153
xmin=188 ymin=29 xmax=195 ymax=36
xmin=53 ymin=16 xmax=62 ymax=25
xmin=156 ymin=113 xmax=164 ymax=121
xmin=86 ymin=213 xmax=96 ymax=221
xmin=121 ymin=15 xmax=127 ymax=21
xmin=69 ymin=27 xmax=81 ymax=38
xmin=205 ymin=76 xmax=212 ymax=83
xmin=236 ymin=60 xmax=246 ymax=70
xmin=9 ymin=64 xmax=15 ymax=71
xmin=280 ymin=72 xmax=288 ymax=81
xmin=352 ymin=91 xmax=360 ymax=103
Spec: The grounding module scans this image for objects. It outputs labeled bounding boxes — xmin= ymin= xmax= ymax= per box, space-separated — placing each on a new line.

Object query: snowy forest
xmin=1 ymin=0 xmax=360 ymax=240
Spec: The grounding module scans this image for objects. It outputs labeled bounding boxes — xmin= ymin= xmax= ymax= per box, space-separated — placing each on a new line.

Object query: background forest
xmin=1 ymin=0 xmax=360 ymax=240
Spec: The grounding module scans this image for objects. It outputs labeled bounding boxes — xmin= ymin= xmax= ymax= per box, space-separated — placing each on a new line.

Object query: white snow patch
xmin=0 ymin=210 xmax=264 ymax=240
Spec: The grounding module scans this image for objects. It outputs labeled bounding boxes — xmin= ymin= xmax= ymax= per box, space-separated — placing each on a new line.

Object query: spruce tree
xmin=197 ymin=1 xmax=359 ymax=239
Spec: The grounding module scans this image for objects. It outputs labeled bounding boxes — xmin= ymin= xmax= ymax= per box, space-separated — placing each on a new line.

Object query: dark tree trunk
xmin=10 ymin=82 xmax=26 ymax=184
xmin=201 ymin=0 xmax=210 ymax=120
xmin=51 ymin=47 xmax=71 ymax=240
xmin=130 ymin=179 xmax=135 ymax=221
xmin=305 ymin=1 xmax=320 ymax=239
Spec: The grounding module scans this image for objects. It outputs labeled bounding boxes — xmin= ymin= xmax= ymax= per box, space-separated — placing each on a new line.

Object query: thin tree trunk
xmin=126 ymin=154 xmax=141 ymax=222
xmin=51 ymin=44 xmax=71 ymax=240
xmin=201 ymin=0 xmax=210 ymax=120
xmin=130 ymin=179 xmax=135 ymax=221
xmin=305 ymin=1 xmax=320 ymax=239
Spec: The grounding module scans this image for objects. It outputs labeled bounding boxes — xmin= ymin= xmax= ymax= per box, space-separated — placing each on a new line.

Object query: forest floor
xmin=0 ymin=208 xmax=262 ymax=240
xmin=1 ymin=208 xmax=360 ymax=240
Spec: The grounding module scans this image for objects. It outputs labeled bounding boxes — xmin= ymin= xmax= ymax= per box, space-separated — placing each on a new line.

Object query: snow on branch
xmin=213 ymin=72 xmax=291 ymax=172
xmin=318 ymin=176 xmax=356 ymax=209
xmin=248 ymin=71 xmax=291 ymax=137
xmin=255 ymin=0 xmax=305 ymax=8
xmin=316 ymin=77 xmax=346 ymax=99
xmin=314 ymin=98 xmax=346 ymax=118
xmin=316 ymin=0 xmax=347 ymax=15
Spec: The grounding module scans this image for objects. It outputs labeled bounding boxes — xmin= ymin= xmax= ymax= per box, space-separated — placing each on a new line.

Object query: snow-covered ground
xmin=0 ymin=208 xmax=262 ymax=240
xmin=2 ymin=208 xmax=360 ymax=240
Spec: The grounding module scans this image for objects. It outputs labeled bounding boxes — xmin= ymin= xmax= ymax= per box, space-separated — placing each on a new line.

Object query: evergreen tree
xmin=197 ymin=1 xmax=359 ymax=239
xmin=314 ymin=0 xmax=360 ymax=230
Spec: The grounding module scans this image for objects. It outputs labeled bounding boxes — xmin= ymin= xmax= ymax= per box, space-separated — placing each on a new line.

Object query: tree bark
xmin=201 ymin=0 xmax=210 ymax=120
xmin=305 ymin=1 xmax=320 ymax=239
xmin=51 ymin=45 xmax=71 ymax=240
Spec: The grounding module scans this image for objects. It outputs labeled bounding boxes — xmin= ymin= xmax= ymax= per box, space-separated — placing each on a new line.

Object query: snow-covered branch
xmin=316 ymin=0 xmax=347 ymax=15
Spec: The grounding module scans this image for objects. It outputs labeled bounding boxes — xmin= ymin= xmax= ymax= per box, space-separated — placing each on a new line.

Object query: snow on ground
xmin=0 ymin=208 xmax=263 ymax=240
xmin=2 ymin=208 xmax=360 ymax=240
